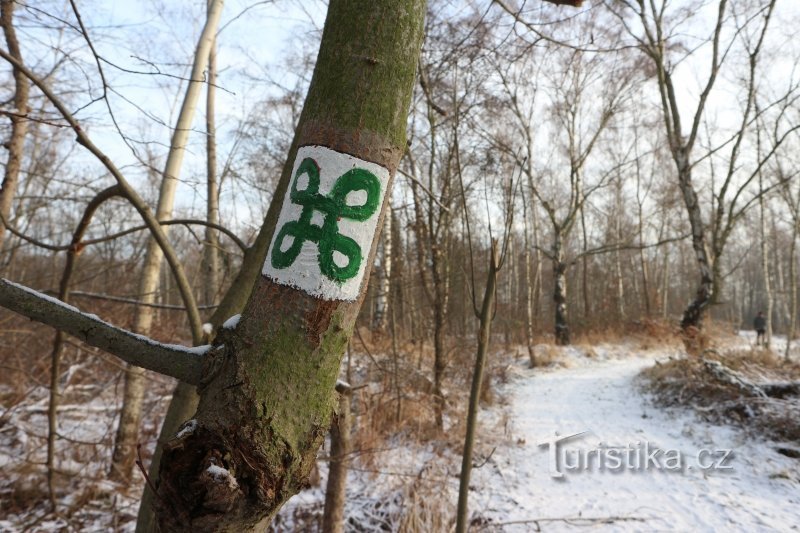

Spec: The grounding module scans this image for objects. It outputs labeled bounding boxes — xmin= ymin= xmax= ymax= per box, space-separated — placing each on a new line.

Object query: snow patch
xmin=223 ymin=314 xmax=241 ymax=329
xmin=206 ymin=464 xmax=239 ymax=488
xmin=176 ymin=419 xmax=197 ymax=439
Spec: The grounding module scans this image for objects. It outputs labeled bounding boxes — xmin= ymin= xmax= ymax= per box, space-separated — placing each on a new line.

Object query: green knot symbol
xmin=271 ymin=157 xmax=381 ymax=283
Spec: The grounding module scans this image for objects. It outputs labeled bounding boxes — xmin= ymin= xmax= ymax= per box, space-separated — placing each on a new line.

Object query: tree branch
xmin=0 ymin=278 xmax=207 ymax=384
xmin=0 ymin=47 xmax=204 ymax=343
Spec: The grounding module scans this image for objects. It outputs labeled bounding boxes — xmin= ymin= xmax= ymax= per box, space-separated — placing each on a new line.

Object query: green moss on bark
xmin=302 ymin=2 xmax=425 ymax=150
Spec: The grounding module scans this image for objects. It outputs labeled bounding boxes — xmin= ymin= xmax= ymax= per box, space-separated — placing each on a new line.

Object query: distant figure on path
xmin=754 ymin=311 xmax=767 ymax=346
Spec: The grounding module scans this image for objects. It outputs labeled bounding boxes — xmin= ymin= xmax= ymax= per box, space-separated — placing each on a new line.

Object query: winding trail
xmin=471 ymin=347 xmax=800 ymax=531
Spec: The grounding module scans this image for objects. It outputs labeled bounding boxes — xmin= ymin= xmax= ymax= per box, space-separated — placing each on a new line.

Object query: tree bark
xmin=151 ymin=1 xmax=426 ymax=529
xmin=760 ymin=172 xmax=772 ymax=349
xmin=553 ymin=236 xmax=569 ymax=345
xmin=203 ymin=5 xmax=221 ymax=307
xmin=455 ymin=242 xmax=498 ymax=533
xmin=322 ymin=384 xmax=352 ymax=533
xmin=0 ymin=0 xmax=30 ymax=253
xmin=523 ymin=196 xmax=535 ymax=365
xmin=372 ymin=209 xmax=391 ymax=332
xmin=786 ymin=210 xmax=798 ymax=359
xmin=678 ymin=165 xmax=714 ymax=337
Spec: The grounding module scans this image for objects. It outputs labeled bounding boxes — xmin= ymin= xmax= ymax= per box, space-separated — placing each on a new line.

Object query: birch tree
xmin=0 ymin=0 xmax=29 ymax=253
xmin=110 ymin=0 xmax=225 ymax=483
xmin=607 ymin=0 xmax=798 ymax=344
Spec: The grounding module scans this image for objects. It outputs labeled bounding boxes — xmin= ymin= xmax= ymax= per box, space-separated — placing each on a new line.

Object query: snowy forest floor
xmin=1 ymin=332 xmax=799 ymax=531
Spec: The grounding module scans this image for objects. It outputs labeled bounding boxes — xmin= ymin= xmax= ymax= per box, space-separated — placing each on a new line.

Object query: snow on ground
xmin=469 ymin=344 xmax=800 ymax=531
xmin=3 ymin=338 xmax=799 ymax=531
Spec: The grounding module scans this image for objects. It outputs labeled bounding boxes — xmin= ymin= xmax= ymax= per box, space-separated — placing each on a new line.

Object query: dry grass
xmin=528 ymin=344 xmax=567 ymax=368
xmin=571 ymin=318 xmax=682 ymax=352
xmin=397 ymin=478 xmax=455 ymax=533
xmin=641 ymin=348 xmax=800 ymax=443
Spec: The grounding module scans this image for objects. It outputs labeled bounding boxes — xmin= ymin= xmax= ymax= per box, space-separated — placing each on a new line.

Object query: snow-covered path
xmin=471 ymin=349 xmax=800 ymax=531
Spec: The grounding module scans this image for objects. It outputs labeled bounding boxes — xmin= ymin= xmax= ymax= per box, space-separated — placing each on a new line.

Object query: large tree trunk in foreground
xmin=151 ymin=1 xmax=426 ymax=530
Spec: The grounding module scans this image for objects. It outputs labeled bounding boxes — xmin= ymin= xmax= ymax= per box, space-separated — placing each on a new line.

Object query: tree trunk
xmin=532 ymin=205 xmax=542 ymax=326
xmin=773 ymin=221 xmax=787 ymax=333
xmin=580 ymin=202 xmax=590 ymax=321
xmin=760 ymin=173 xmax=773 ymax=349
xmin=553 ymin=236 xmax=569 ymax=345
xmin=455 ymin=242 xmax=498 ymax=533
xmin=615 ymin=209 xmax=625 ymax=322
xmin=786 ymin=214 xmax=798 ymax=359
xmin=150 ymin=1 xmax=426 ymax=529
xmin=203 ymin=6 xmax=221 ymax=307
xmin=432 ymin=287 xmax=446 ymax=429
xmin=322 ymin=385 xmax=352 ymax=533
xmin=110 ymin=0 xmax=224 ymax=484
xmin=372 ymin=209 xmax=391 ymax=332
xmin=0 ymin=0 xmax=30 ymax=253
xmin=678 ymin=165 xmax=714 ymax=338
xmin=661 ymin=244 xmax=670 ymax=319
xmin=523 ymin=197 xmax=535 ymax=365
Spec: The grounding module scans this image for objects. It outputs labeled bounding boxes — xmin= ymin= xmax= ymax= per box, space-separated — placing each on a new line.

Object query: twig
xmin=481 ymin=514 xmax=650 ymax=530
xmin=136 ymin=443 xmax=161 ymax=499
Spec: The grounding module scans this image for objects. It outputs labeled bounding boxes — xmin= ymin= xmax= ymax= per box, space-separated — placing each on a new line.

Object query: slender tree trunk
xmin=455 ymin=242 xmax=498 ymax=533
xmin=523 ymin=197 xmax=535 ymax=365
xmin=661 ymin=244 xmax=670 ymax=319
xmin=773 ymin=223 xmax=788 ymax=333
xmin=639 ymin=246 xmax=651 ymax=316
xmin=553 ymin=235 xmax=569 ymax=345
xmin=203 ymin=10 xmax=221 ymax=307
xmin=432 ymin=286 xmax=446 ymax=429
xmin=786 ymin=215 xmax=798 ymax=359
xmin=372 ymin=209 xmax=392 ymax=332
xmin=322 ymin=385 xmax=351 ymax=533
xmin=110 ymin=0 xmax=225 ymax=483
xmin=760 ymin=174 xmax=773 ymax=349
xmin=615 ymin=208 xmax=625 ymax=322
xmin=0 ymin=0 xmax=30 ymax=253
xmin=580 ymin=203 xmax=590 ymax=321
xmin=532 ymin=206 xmax=542 ymax=323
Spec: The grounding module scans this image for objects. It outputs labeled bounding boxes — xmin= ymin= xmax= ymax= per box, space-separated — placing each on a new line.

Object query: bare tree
xmin=0 ymin=0 xmax=29 ymax=253
xmin=607 ymin=0 xmax=798 ymax=346
xmin=491 ymin=35 xmax=637 ymax=344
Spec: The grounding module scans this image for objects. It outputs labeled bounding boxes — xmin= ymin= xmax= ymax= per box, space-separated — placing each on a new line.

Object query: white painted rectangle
xmin=263 ymin=145 xmax=390 ymax=301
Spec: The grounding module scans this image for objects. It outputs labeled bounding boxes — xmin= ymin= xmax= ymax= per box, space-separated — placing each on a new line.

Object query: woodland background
xmin=1 ymin=0 xmax=799 ymax=530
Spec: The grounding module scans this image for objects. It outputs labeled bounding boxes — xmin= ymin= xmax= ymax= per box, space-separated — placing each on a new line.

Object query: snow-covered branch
xmin=0 ymin=278 xmax=207 ymax=384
